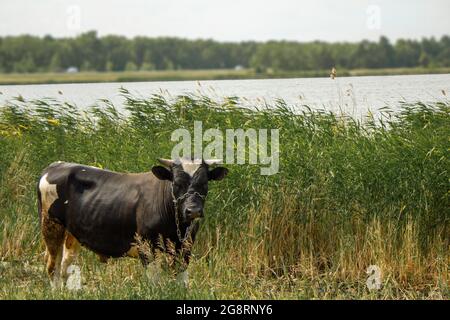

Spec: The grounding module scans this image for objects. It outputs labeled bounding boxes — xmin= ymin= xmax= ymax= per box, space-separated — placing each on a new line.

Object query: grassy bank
xmin=0 ymin=67 xmax=449 ymax=85
xmin=0 ymin=90 xmax=449 ymax=299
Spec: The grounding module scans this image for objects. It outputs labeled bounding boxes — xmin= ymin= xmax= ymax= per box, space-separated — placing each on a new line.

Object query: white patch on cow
xmin=64 ymin=200 xmax=69 ymax=205
xmin=81 ymin=169 xmax=86 ymax=172
xmin=180 ymin=159 xmax=201 ymax=177
xmin=39 ymin=173 xmax=59 ymax=211
xmin=177 ymin=270 xmax=189 ymax=287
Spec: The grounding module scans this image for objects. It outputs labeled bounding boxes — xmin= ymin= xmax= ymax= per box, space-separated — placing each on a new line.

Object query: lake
xmin=0 ymin=74 xmax=449 ymax=118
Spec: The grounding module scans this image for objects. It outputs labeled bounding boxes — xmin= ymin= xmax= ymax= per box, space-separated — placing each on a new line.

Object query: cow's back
xmin=38 ymin=162 xmax=148 ymax=257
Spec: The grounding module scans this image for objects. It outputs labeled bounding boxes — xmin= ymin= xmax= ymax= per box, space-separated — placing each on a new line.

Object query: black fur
xmin=38 ymin=160 xmax=227 ymax=266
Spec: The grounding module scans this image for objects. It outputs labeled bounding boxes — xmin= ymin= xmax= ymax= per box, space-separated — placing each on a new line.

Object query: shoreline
xmin=0 ymin=67 xmax=449 ymax=86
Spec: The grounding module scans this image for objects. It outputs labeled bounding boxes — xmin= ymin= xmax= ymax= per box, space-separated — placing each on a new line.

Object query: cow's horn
xmin=157 ymin=158 xmax=175 ymax=167
xmin=204 ymin=159 xmax=223 ymax=166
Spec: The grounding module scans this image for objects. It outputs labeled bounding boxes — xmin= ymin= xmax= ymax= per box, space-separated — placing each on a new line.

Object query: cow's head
xmin=151 ymin=158 xmax=228 ymax=222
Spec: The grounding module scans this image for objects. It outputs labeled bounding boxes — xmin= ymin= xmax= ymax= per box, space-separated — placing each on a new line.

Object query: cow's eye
xmin=173 ymin=182 xmax=187 ymax=192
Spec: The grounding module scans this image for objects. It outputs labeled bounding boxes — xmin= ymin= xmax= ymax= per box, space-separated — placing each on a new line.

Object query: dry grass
xmin=0 ymin=92 xmax=448 ymax=299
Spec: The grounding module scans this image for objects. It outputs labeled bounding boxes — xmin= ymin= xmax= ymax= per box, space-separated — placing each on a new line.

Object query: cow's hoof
xmin=50 ymin=278 xmax=64 ymax=291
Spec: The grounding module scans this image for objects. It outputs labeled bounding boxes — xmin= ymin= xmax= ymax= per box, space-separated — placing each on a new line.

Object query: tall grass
xmin=0 ymin=89 xmax=448 ymax=299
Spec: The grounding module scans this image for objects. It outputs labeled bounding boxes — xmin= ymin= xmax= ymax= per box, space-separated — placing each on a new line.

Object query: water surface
xmin=0 ymin=74 xmax=448 ymax=117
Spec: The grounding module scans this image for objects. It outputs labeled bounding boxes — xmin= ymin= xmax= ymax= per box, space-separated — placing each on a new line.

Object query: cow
xmin=37 ymin=158 xmax=228 ymax=288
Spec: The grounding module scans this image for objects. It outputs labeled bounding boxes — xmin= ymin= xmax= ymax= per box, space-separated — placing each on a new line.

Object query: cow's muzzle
xmin=184 ymin=206 xmax=204 ymax=220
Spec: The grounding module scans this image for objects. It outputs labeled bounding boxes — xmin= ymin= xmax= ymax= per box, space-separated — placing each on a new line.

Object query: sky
xmin=0 ymin=0 xmax=449 ymax=42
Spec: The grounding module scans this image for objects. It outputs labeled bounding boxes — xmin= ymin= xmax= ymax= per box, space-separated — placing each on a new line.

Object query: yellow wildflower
xmin=47 ymin=118 xmax=60 ymax=126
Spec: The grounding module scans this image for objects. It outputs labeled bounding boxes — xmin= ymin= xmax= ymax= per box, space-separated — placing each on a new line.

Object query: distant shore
xmin=0 ymin=67 xmax=449 ymax=85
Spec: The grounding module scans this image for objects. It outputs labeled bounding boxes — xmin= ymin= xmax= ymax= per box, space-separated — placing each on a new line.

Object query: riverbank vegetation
xmin=1 ymin=66 xmax=450 ymax=85
xmin=0 ymin=91 xmax=448 ymax=299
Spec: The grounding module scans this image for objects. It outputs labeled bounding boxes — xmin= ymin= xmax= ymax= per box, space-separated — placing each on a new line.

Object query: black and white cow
xmin=37 ymin=158 xmax=228 ymax=287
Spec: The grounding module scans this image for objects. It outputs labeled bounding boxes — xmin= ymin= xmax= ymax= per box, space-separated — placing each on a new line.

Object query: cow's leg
xmin=175 ymin=242 xmax=193 ymax=288
xmin=176 ymin=251 xmax=191 ymax=288
xmin=141 ymin=240 xmax=163 ymax=284
xmin=138 ymin=251 xmax=150 ymax=267
xmin=44 ymin=248 xmax=49 ymax=265
xmin=60 ymin=232 xmax=81 ymax=285
xmin=175 ymin=224 xmax=198 ymax=287
xmin=97 ymin=254 xmax=109 ymax=263
xmin=41 ymin=216 xmax=65 ymax=289
xmin=39 ymin=172 xmax=65 ymax=288
xmin=136 ymin=236 xmax=159 ymax=267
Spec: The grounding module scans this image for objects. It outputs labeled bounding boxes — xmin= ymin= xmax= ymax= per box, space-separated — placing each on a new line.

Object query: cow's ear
xmin=152 ymin=166 xmax=173 ymax=181
xmin=208 ymin=167 xmax=228 ymax=181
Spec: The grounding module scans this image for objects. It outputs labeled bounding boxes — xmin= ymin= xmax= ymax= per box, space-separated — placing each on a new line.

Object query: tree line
xmin=0 ymin=31 xmax=449 ymax=73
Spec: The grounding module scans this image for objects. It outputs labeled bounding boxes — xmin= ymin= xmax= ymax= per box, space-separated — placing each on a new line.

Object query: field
xmin=0 ymin=89 xmax=449 ymax=299
xmin=0 ymin=67 xmax=450 ymax=85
